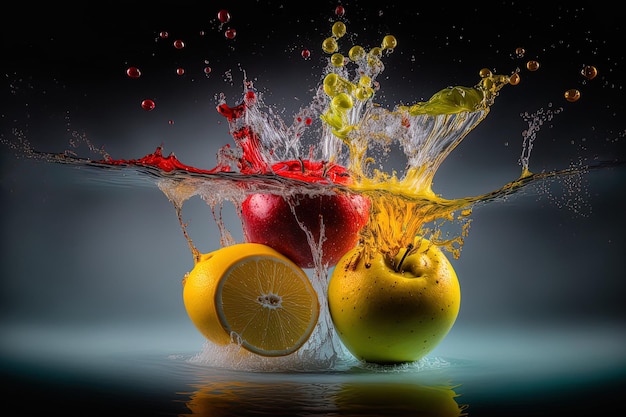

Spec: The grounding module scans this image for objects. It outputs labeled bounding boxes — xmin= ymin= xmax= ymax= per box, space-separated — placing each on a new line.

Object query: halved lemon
xmin=183 ymin=243 xmax=319 ymax=357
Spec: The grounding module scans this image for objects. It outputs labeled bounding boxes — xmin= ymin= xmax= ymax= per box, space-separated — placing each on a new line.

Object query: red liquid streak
xmin=271 ymin=160 xmax=350 ymax=185
xmin=100 ymin=146 xmax=229 ymax=174
xmin=216 ymin=93 xmax=271 ymax=175
xmin=99 ymin=90 xmax=349 ymax=185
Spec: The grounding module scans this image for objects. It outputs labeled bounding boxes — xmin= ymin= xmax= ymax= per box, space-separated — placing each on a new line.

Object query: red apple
xmin=241 ymin=159 xmax=370 ymax=269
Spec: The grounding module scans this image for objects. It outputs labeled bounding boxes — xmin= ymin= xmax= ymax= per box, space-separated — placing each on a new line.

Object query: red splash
xmin=100 ymin=146 xmax=229 ymax=174
xmin=98 ymin=88 xmax=350 ymax=186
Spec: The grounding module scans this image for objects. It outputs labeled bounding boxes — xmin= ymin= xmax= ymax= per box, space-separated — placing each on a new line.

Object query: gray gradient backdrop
xmin=1 ymin=0 xmax=625 ymax=385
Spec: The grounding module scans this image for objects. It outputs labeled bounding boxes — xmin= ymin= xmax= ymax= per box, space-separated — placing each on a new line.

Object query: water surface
xmin=2 ymin=321 xmax=625 ymax=416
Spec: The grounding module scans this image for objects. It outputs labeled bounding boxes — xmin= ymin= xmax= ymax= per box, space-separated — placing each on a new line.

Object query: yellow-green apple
xmin=241 ymin=159 xmax=370 ymax=268
xmin=328 ymin=236 xmax=460 ymax=363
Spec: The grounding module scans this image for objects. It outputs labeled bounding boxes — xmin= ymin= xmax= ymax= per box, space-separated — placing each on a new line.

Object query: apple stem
xmin=298 ymin=156 xmax=305 ymax=174
xmin=395 ymin=243 xmax=414 ymax=272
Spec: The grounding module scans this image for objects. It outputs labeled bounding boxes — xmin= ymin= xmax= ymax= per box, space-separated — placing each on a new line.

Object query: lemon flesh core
xmin=328 ymin=237 xmax=461 ymax=364
xmin=183 ymin=243 xmax=320 ymax=357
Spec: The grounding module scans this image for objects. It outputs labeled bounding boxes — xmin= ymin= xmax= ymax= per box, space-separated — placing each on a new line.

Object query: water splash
xmin=1 ymin=10 xmax=623 ymax=370
xmin=519 ymin=105 xmax=564 ymax=177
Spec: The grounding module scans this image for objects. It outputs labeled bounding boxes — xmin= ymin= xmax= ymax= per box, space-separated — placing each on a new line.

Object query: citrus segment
xmin=183 ymin=243 xmax=319 ymax=357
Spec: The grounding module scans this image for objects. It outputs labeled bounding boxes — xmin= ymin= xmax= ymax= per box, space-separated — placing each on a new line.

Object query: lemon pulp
xmin=183 ymin=243 xmax=320 ymax=357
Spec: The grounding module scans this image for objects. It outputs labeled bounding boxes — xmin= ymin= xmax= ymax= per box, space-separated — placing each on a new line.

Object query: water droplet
xmin=204 ymin=66 xmax=212 ymax=75
xmin=126 ymin=67 xmax=141 ymax=78
xmin=332 ymin=22 xmax=346 ymax=38
xmin=515 ymin=47 xmax=525 ymax=57
xmin=335 ymin=6 xmax=345 ymax=17
xmin=348 ymin=46 xmax=365 ymax=61
xmin=141 ymin=99 xmax=156 ymax=111
xmin=159 ymin=31 xmax=169 ymax=39
xmin=526 ymin=60 xmax=540 ymax=71
xmin=218 ymin=9 xmax=231 ymax=23
xmin=322 ymin=37 xmax=338 ymax=54
xmin=564 ymin=89 xmax=581 ymax=102
xmin=479 ymin=68 xmax=492 ymax=78
xmin=176 ymin=68 xmax=185 ymax=76
xmin=173 ymin=39 xmax=185 ymax=49
xmin=581 ymin=65 xmax=597 ymax=80
xmin=509 ymin=72 xmax=521 ymax=85
xmin=331 ymin=53 xmax=345 ymax=67
xmin=225 ymin=28 xmax=237 ymax=39
xmin=301 ymin=49 xmax=311 ymax=59
xmin=381 ymin=35 xmax=397 ymax=51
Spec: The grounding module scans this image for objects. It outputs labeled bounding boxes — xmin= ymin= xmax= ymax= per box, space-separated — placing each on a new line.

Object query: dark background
xmin=1 ymin=0 xmax=625 ymax=392
xmin=1 ymin=2 xmax=625 ymax=416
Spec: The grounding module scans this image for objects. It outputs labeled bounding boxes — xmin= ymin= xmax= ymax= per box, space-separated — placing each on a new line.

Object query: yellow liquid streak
xmin=320 ymin=71 xmax=525 ymax=262
xmin=352 ymin=182 xmax=471 ymax=264
xmin=346 ymin=166 xmax=582 ymax=265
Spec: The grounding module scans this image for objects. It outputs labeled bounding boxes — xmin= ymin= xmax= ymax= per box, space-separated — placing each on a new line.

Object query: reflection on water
xmin=181 ymin=380 xmax=466 ymax=417
xmin=167 ymin=323 xmax=626 ymax=416
xmin=179 ymin=364 xmax=467 ymax=417
xmin=181 ymin=378 xmax=341 ymax=417
xmin=334 ymin=382 xmax=465 ymax=417
xmin=167 ymin=335 xmax=469 ymax=415
xmin=2 ymin=323 xmax=625 ymax=416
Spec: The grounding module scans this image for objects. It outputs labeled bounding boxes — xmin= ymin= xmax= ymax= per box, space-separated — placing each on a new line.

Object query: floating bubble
xmin=581 ymin=65 xmax=598 ymax=80
xmin=564 ymin=89 xmax=581 ymax=102
xmin=509 ymin=72 xmax=521 ymax=85
xmin=126 ymin=66 xmax=141 ymax=78
xmin=218 ymin=9 xmax=231 ymax=23
xmin=515 ymin=47 xmax=525 ymax=57
xmin=331 ymin=53 xmax=345 ymax=67
xmin=335 ymin=5 xmax=345 ymax=17
xmin=381 ymin=35 xmax=397 ymax=51
xmin=479 ymin=68 xmax=492 ymax=78
xmin=526 ymin=60 xmax=540 ymax=71
xmin=159 ymin=31 xmax=168 ymax=39
xmin=301 ymin=49 xmax=311 ymax=59
xmin=332 ymin=21 xmax=347 ymax=38
xmin=322 ymin=37 xmax=338 ymax=53
xmin=176 ymin=68 xmax=185 ymax=76
xmin=141 ymin=99 xmax=156 ymax=111
xmin=204 ymin=66 xmax=212 ymax=75
xmin=173 ymin=39 xmax=185 ymax=49
xmin=348 ymin=45 xmax=365 ymax=61
xmin=225 ymin=28 xmax=237 ymax=39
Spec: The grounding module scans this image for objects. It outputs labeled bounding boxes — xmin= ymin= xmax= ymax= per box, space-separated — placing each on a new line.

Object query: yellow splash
xmin=319 ymin=25 xmax=518 ymax=262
